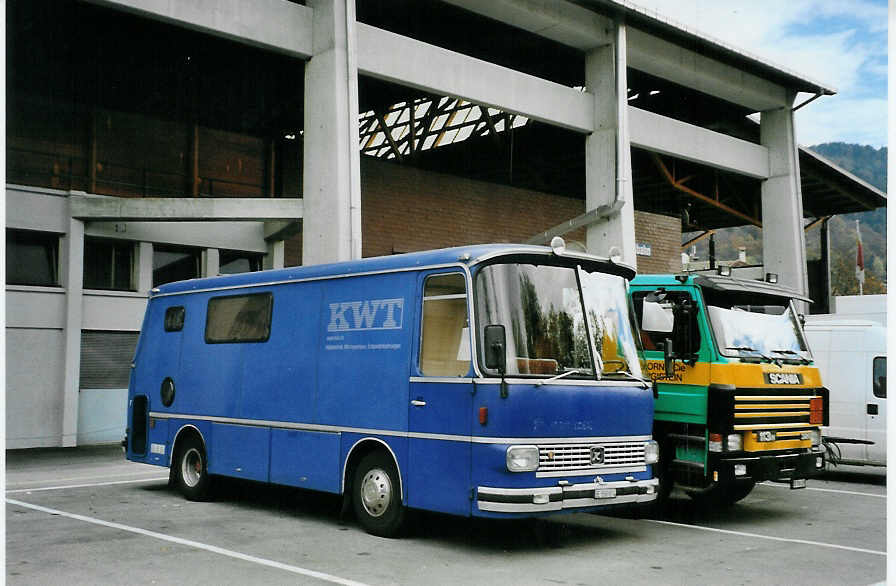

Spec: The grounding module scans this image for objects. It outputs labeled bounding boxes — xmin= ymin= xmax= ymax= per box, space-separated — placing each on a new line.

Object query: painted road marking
xmin=7 ymin=498 xmax=371 ymax=586
xmin=6 ymin=470 xmax=165 ymax=489
xmin=645 ymin=519 xmax=885 ymax=556
xmin=760 ymin=482 xmax=886 ymax=499
xmin=6 ymin=477 xmax=169 ymax=494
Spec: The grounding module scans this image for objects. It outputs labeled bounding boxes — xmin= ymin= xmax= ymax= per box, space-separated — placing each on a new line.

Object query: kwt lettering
xmin=327 ymin=298 xmax=404 ymax=332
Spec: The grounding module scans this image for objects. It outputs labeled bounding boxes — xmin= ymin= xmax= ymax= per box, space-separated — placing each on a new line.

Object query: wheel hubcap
xmin=360 ymin=467 xmax=392 ymax=518
xmin=182 ymin=448 xmax=202 ymax=488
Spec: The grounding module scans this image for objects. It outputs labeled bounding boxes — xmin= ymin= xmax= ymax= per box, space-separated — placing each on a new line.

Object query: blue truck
xmin=124 ymin=241 xmax=658 ymax=536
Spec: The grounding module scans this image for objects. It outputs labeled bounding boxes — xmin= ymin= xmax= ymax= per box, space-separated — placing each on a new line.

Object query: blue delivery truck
xmin=124 ymin=241 xmax=658 ymax=536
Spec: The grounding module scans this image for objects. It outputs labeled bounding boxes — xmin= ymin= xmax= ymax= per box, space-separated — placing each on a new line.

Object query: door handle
xmin=411 ymin=400 xmax=427 ymax=407
xmin=867 ymin=403 xmax=878 ymax=415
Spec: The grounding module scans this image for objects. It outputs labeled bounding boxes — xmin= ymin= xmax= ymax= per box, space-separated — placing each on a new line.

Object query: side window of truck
xmin=205 ymin=292 xmax=273 ymax=343
xmin=164 ymin=306 xmax=185 ymax=332
xmin=420 ymin=273 xmax=469 ymax=377
xmin=873 ymin=357 xmax=886 ymax=398
xmin=631 ymin=291 xmax=700 ymax=352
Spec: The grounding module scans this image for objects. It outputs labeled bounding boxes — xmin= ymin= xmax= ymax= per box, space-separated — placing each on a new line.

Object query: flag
xmin=855 ymin=220 xmax=865 ymax=288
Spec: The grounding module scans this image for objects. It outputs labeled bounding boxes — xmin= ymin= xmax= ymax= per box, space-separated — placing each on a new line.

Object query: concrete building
xmin=6 ymin=0 xmax=885 ymax=448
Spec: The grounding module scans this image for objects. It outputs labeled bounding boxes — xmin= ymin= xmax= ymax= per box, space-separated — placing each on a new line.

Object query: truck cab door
xmin=866 ymin=356 xmax=886 ymax=464
xmin=407 ymin=271 xmax=473 ymax=516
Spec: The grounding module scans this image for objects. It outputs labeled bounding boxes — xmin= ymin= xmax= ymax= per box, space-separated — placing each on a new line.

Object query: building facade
xmin=6 ymin=0 xmax=880 ymax=448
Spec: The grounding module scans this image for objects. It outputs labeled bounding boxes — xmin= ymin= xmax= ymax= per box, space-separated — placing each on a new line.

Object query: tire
xmin=172 ymin=435 xmax=212 ymax=501
xmin=352 ymin=451 xmax=406 ymax=537
xmin=686 ymin=479 xmax=755 ymax=507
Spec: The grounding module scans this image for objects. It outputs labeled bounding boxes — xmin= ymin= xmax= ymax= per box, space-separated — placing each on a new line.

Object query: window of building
xmin=80 ymin=330 xmax=140 ymax=389
xmin=83 ymin=237 xmax=135 ymax=291
xmin=420 ymin=273 xmax=469 ymax=377
xmin=205 ymin=293 xmax=273 ymax=343
xmin=873 ymin=356 xmax=886 ymax=399
xmin=220 ymin=250 xmax=263 ymax=274
xmin=164 ymin=306 xmax=185 ymax=332
xmin=153 ymin=245 xmax=200 ymax=287
xmin=6 ymin=229 xmax=60 ymax=286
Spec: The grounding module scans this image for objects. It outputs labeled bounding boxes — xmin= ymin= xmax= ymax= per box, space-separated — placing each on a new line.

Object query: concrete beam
xmin=85 ymin=0 xmax=313 ymax=59
xmin=356 ymin=23 xmax=594 ymax=134
xmin=627 ymin=28 xmax=788 ymax=112
xmin=441 ymin=0 xmax=614 ymax=50
xmin=264 ymin=220 xmax=302 ymax=242
xmin=628 ymin=107 xmax=770 ymax=179
xmin=69 ymin=194 xmax=303 ymax=222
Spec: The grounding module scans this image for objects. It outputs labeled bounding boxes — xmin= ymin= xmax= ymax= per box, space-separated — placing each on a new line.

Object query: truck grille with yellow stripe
xmin=708 ymin=385 xmax=829 ymax=450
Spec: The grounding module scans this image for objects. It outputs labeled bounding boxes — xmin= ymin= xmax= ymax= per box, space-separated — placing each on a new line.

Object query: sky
xmin=626 ymin=0 xmax=889 ymax=148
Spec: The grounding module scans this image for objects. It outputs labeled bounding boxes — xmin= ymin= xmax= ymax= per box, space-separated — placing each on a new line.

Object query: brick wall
xmin=360 ymin=158 xmax=586 ymax=256
xmin=284 ymin=158 xmax=682 ymax=274
xmin=633 ymin=210 xmax=682 ymax=274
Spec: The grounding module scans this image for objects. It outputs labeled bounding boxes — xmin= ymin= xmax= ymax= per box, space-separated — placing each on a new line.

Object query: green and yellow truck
xmin=630 ymin=273 xmax=828 ymax=505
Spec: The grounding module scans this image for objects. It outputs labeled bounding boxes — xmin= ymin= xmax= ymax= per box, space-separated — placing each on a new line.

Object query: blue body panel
xmin=126 ymin=244 xmax=654 ymax=520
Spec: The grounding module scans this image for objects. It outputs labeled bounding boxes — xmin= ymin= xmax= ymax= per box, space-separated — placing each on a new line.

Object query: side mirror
xmin=642 ymin=300 xmax=673 ymax=333
xmin=672 ymin=298 xmax=694 ymax=359
xmin=663 ymin=338 xmax=674 ymax=377
xmin=483 ymin=324 xmax=507 ymax=374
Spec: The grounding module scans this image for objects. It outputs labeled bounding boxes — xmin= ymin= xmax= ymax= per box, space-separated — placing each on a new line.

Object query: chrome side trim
xmin=148 ymin=412 xmax=650 ymax=446
xmin=409 ymin=377 xmax=473 ymax=384
xmin=472 ymin=378 xmax=649 ymax=388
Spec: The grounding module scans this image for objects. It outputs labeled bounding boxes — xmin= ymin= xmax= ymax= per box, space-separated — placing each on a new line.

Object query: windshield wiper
xmin=725 ymin=346 xmax=782 ymax=366
xmin=770 ymin=349 xmax=811 ymax=364
xmin=535 ymin=368 xmax=590 ymax=386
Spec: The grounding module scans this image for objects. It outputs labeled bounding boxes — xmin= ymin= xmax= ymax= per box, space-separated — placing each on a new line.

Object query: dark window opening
xmin=164 ymin=306 xmax=185 ymax=332
xmin=873 ymin=356 xmax=886 ymax=399
xmin=220 ymin=250 xmax=263 ymax=274
xmin=84 ymin=237 xmax=135 ymax=291
xmin=6 ymin=229 xmax=59 ymax=286
xmin=631 ymin=290 xmax=701 ymax=352
xmin=205 ymin=293 xmax=273 ymax=343
xmin=153 ymin=245 xmax=200 ymax=287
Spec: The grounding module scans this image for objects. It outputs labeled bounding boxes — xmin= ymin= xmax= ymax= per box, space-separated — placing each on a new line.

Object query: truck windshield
xmin=475 ymin=263 xmax=642 ymax=379
xmin=707 ymin=301 xmax=811 ymax=361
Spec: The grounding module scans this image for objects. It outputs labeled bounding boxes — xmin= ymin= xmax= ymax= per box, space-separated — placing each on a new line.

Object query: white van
xmin=803 ymin=318 xmax=886 ymax=466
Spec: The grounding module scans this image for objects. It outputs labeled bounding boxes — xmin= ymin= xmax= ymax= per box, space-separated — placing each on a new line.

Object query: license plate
xmin=758 ymin=431 xmax=776 ymax=442
xmin=595 ymin=488 xmax=617 ymax=499
xmin=791 ymin=478 xmax=807 ymax=489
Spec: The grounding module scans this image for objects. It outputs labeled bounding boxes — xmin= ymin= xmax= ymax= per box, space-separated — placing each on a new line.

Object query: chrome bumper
xmin=477 ymin=477 xmax=659 ymax=513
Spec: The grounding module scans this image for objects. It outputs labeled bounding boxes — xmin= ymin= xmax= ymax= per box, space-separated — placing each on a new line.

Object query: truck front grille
xmin=733 ymin=393 xmax=823 ymax=431
xmin=537 ymin=442 xmax=646 ymax=474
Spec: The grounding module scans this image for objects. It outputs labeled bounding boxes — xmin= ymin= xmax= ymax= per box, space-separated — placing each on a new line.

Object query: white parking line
xmin=7 ymin=498 xmax=371 ymax=586
xmin=6 ymin=477 xmax=170 ymax=494
xmin=645 ymin=519 xmax=886 ymax=556
xmin=759 ymin=482 xmax=886 ymax=499
xmin=6 ymin=470 xmax=166 ymax=488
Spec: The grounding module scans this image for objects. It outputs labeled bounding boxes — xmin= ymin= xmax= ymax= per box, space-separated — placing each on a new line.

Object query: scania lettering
xmin=124 ymin=242 xmax=658 ymax=536
xmin=629 ymin=274 xmax=828 ymax=506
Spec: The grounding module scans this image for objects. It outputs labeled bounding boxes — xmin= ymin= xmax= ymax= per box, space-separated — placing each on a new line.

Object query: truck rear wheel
xmin=172 ymin=435 xmax=212 ymax=501
xmin=352 ymin=451 xmax=406 ymax=537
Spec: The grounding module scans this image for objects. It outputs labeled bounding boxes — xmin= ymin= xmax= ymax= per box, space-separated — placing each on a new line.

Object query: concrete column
xmin=201 ymin=248 xmax=220 ymax=277
xmin=584 ymin=22 xmax=636 ymax=267
xmin=61 ymin=217 xmax=85 ymax=447
xmin=264 ymin=240 xmax=286 ymax=270
xmin=761 ymin=102 xmax=808 ymax=297
xmin=136 ymin=242 xmax=153 ymax=292
xmin=302 ymin=0 xmax=362 ymax=265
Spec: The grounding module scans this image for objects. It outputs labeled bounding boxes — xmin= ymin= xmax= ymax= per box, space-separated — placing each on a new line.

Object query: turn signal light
xmin=809 ymin=397 xmax=824 ymax=424
xmin=708 ymin=433 xmax=723 ymax=452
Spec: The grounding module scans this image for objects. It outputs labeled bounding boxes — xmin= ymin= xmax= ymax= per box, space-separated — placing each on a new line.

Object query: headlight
xmin=506 ymin=445 xmax=539 ymax=472
xmin=645 ymin=440 xmax=660 ymax=464
xmin=726 ymin=433 xmax=743 ymax=451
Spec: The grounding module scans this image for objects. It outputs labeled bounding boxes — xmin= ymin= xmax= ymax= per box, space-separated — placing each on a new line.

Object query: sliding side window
xmin=420 ymin=273 xmax=469 ymax=377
